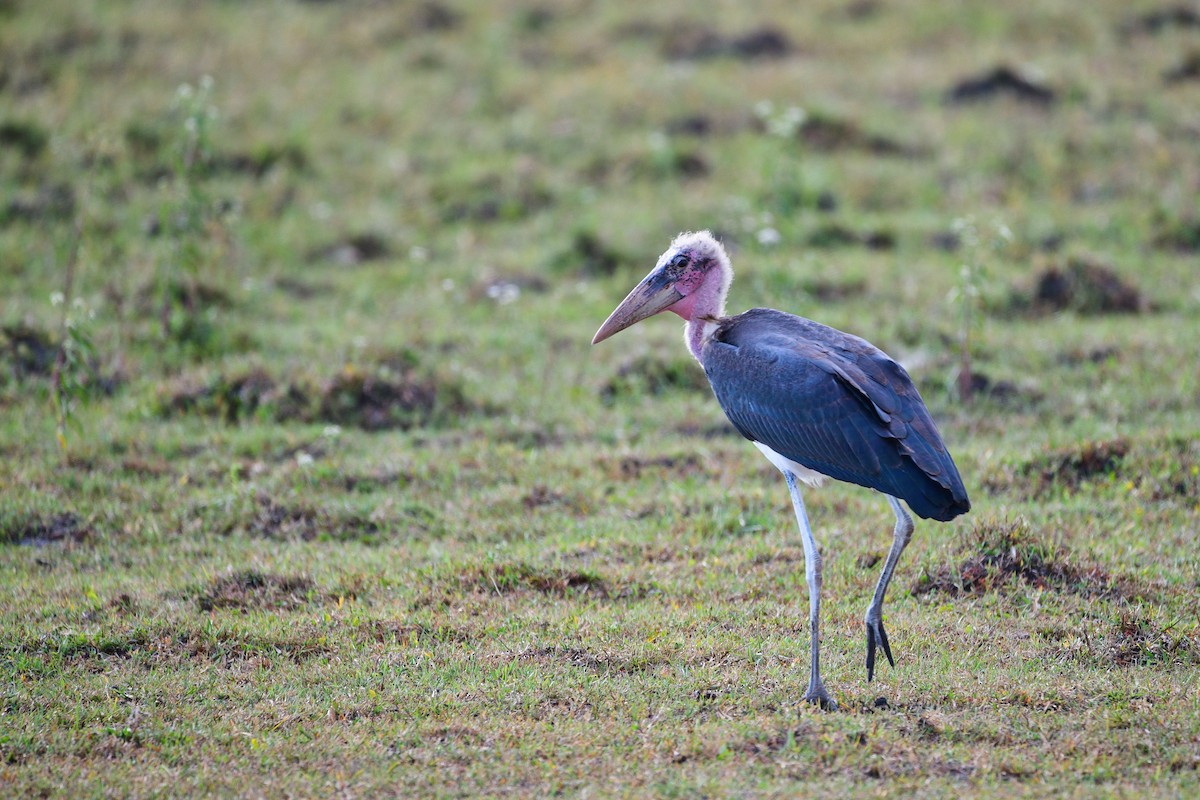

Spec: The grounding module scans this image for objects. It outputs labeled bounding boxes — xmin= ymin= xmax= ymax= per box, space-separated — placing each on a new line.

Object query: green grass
xmin=3 ymin=0 xmax=1200 ymax=796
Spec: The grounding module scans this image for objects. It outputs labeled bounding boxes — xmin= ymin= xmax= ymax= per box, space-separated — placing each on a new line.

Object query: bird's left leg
xmin=785 ymin=470 xmax=837 ymax=711
xmin=864 ymin=495 xmax=914 ymax=681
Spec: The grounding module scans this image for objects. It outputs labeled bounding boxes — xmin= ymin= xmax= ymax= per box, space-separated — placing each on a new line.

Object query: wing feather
xmin=702 ymin=308 xmax=970 ymax=521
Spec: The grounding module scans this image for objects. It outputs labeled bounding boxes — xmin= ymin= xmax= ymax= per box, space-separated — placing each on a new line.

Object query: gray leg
xmin=784 ymin=471 xmax=837 ymax=711
xmin=864 ymin=495 xmax=914 ymax=681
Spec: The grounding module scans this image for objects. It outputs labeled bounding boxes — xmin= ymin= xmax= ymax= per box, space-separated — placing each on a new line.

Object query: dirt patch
xmin=640 ymin=147 xmax=710 ymax=180
xmin=318 ymin=361 xmax=472 ymax=431
xmin=405 ymin=1 xmax=461 ymax=32
xmin=1 ymin=181 xmax=75 ymax=226
xmin=912 ymin=519 xmax=1121 ymax=598
xmin=522 ymin=485 xmax=577 ymax=512
xmin=856 ymin=552 xmax=883 ymax=570
xmin=666 ymin=114 xmax=714 ymax=137
xmin=998 ymin=438 xmax=1128 ymax=498
xmin=1056 ymin=345 xmax=1119 ymax=366
xmin=1128 ymin=437 xmax=1200 ymax=502
xmin=273 ymin=276 xmax=331 ymax=299
xmin=959 ymin=370 xmax=1043 ymax=408
xmin=1164 ymin=51 xmax=1200 ymax=83
xmin=798 ymin=277 xmax=867 ymax=302
xmin=663 ymin=24 xmax=793 ymax=61
xmin=433 ymin=171 xmax=553 ymax=224
xmin=1119 ymin=5 xmax=1200 ymax=37
xmin=554 ymin=230 xmax=631 ymax=277
xmin=157 ymin=368 xmax=285 ymax=424
xmin=1108 ymin=610 xmax=1199 ymax=666
xmin=157 ymin=357 xmax=474 ymax=430
xmin=466 ymin=562 xmax=613 ymax=598
xmin=1 ymin=323 xmax=58 ymax=380
xmin=1025 ymin=257 xmax=1147 ymax=315
xmin=40 ymin=626 xmax=337 ymax=667
xmin=340 ymin=469 xmax=415 ymax=493
xmin=515 ymin=644 xmax=664 ymax=675
xmin=208 ymin=142 xmax=309 ymax=178
xmin=988 ymin=436 xmax=1198 ymax=502
xmin=0 ymin=118 xmax=49 ymax=159
xmin=196 ymin=571 xmax=316 ymax=612
xmin=1152 ymin=214 xmax=1200 ymax=252
xmin=306 ymin=232 xmax=391 ymax=266
xmin=944 ymin=65 xmax=1056 ymax=106
xmin=608 ymin=453 xmax=707 ymax=481
xmin=245 ymin=493 xmax=381 ymax=542
xmin=601 ymin=355 xmax=710 ymax=404
xmin=791 ymin=113 xmax=925 ymax=157
xmin=2 ymin=511 xmax=90 ymax=547
xmin=807 ymin=222 xmax=895 ymax=250
xmin=132 ymin=277 xmax=233 ymax=319
xmin=362 ymin=621 xmax=472 ymax=646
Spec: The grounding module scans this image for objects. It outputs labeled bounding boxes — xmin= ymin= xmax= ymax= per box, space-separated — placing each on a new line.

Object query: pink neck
xmin=667 ymin=263 xmax=730 ymax=362
xmin=683 ymin=318 xmax=711 ymax=361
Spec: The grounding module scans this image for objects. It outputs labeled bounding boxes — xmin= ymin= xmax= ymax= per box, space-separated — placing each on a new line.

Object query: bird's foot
xmin=802 ymin=683 xmax=838 ymax=712
xmin=865 ymin=615 xmax=894 ymax=682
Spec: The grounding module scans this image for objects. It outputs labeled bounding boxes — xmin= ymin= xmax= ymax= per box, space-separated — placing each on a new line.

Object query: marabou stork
xmin=592 ymin=231 xmax=970 ymax=710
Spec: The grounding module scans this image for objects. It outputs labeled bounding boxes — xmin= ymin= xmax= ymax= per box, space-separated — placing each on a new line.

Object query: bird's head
xmin=592 ymin=230 xmax=732 ymax=345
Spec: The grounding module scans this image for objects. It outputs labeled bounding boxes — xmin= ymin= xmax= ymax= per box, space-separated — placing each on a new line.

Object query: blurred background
xmin=2 ymin=0 xmax=1199 ymax=794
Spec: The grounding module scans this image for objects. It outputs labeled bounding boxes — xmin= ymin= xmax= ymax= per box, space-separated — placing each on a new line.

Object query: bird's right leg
xmin=864 ymin=495 xmax=914 ymax=681
xmin=785 ymin=470 xmax=837 ymax=711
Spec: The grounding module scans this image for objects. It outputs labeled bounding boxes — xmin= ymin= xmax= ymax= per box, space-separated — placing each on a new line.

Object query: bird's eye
xmin=669 ymin=253 xmax=690 ymax=269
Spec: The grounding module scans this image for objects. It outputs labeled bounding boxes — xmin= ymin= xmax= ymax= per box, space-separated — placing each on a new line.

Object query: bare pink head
xmin=591 ymin=231 xmax=733 ymax=348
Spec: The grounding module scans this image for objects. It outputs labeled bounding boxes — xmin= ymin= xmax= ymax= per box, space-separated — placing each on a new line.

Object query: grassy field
xmin=2 ymin=0 xmax=1200 ymax=796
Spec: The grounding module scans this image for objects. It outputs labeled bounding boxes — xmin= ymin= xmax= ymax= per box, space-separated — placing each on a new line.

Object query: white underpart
xmin=753 ymin=441 xmax=827 ymax=488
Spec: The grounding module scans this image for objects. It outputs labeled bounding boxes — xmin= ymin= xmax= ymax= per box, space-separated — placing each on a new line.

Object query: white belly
xmin=753 ymin=441 xmax=828 ymax=488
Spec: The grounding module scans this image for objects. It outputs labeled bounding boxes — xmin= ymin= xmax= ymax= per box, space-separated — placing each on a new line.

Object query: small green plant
xmin=155 ymin=75 xmax=233 ymax=359
xmin=947 ymin=216 xmax=1012 ymax=403
xmin=49 ymin=219 xmax=97 ymax=457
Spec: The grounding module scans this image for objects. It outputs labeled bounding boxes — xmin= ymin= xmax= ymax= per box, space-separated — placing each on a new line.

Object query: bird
xmin=592 ymin=230 xmax=970 ymax=711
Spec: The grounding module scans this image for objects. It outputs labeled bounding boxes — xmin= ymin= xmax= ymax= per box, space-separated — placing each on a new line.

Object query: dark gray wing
xmin=702 ymin=308 xmax=970 ymax=521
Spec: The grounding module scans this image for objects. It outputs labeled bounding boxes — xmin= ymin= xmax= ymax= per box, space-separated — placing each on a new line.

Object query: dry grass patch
xmin=195 ymin=570 xmax=316 ymax=612
xmin=912 ymin=518 xmax=1122 ymax=598
xmin=157 ymin=355 xmax=475 ymax=430
xmin=985 ymin=436 xmax=1200 ymax=502
xmin=465 ymin=561 xmax=613 ymax=598
xmin=243 ymin=493 xmax=383 ymax=542
xmin=0 ymin=511 xmax=90 ymax=546
xmin=984 ymin=438 xmax=1128 ymax=499
xmin=1009 ymin=257 xmax=1149 ymax=316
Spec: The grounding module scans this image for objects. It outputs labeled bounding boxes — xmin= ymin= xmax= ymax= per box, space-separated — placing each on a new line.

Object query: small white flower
xmin=410 ymin=246 xmax=429 ymax=262
xmin=50 ymin=292 xmax=65 ymax=306
xmin=322 ymin=425 xmax=342 ymax=438
xmin=296 ymin=451 xmax=314 ymax=466
xmin=486 ymin=283 xmax=520 ymax=305
xmin=757 ymin=227 xmax=781 ymax=246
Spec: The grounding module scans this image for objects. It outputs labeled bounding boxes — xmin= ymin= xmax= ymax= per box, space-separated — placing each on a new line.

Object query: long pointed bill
xmin=591 ymin=274 xmax=683 ymax=345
